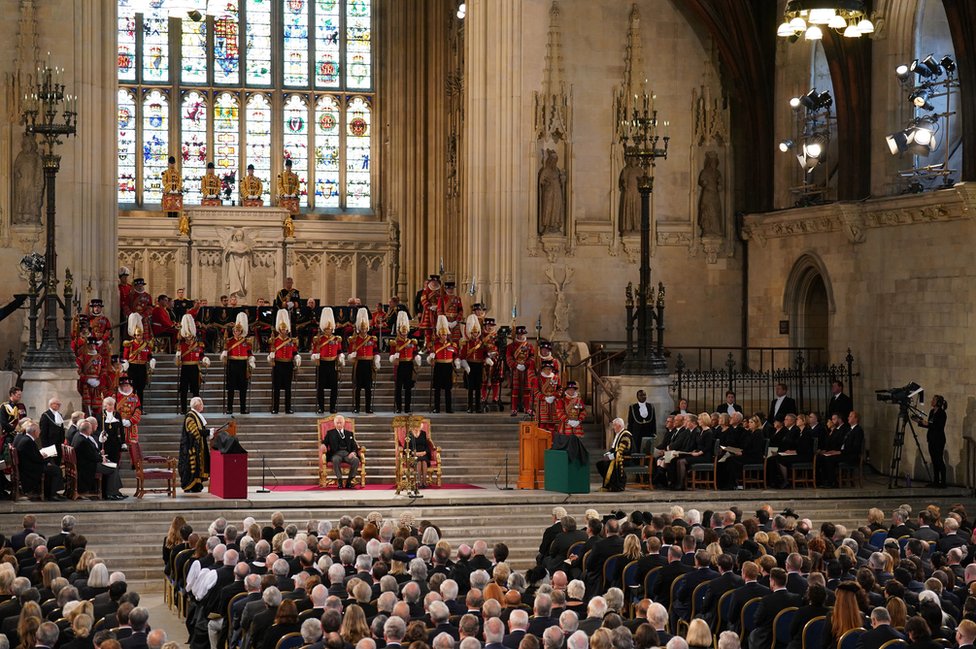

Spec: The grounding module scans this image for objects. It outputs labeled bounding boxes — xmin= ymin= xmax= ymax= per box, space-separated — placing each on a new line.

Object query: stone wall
xmin=743 ymin=183 xmax=976 ymax=483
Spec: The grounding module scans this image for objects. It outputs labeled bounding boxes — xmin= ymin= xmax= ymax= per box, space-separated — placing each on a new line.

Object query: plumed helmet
xmin=355 ymin=307 xmax=370 ymax=332
xmin=319 ymin=307 xmax=336 ymax=331
xmin=180 ymin=314 xmax=197 ymax=339
xmin=234 ymin=312 xmax=249 ymax=336
xmin=118 ymin=266 xmax=130 ymax=278
xmin=396 ymin=310 xmax=410 ymax=334
xmin=466 ymin=314 xmax=481 ymax=336
xmin=275 ymin=308 xmax=291 ymax=333
xmin=127 ymin=313 xmax=143 ymax=337
xmin=436 ymin=315 xmax=450 ymax=336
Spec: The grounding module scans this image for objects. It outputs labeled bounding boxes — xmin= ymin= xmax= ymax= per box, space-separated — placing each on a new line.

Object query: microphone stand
xmin=257 ymin=455 xmax=270 ymax=493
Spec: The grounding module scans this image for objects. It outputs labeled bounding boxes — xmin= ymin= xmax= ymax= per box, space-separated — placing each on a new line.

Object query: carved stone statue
xmin=12 ymin=134 xmax=43 ymax=226
xmin=697 ymin=151 xmax=724 ymax=237
xmin=219 ymin=228 xmax=257 ymax=299
xmin=618 ymin=158 xmax=641 ymax=235
xmin=537 ymin=149 xmax=565 ymax=235
xmin=545 ymin=265 xmax=574 ymax=341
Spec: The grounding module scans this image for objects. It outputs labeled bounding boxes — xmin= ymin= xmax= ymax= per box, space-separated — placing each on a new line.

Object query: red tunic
xmin=271 ymin=334 xmax=298 ymax=361
xmin=225 ymin=336 xmax=252 ymax=360
xmin=123 ymin=337 xmax=153 ymax=365
xmin=534 ymin=373 xmax=562 ymax=432
xmin=151 ymin=305 xmax=177 ymax=337
xmin=348 ymin=333 xmax=378 ymax=359
xmin=312 ymin=333 xmax=344 ymax=360
xmin=419 ymin=286 xmax=443 ymax=332
xmin=432 ymin=339 xmax=459 ymax=363
xmin=537 ymin=353 xmax=561 ymax=375
xmin=389 ymin=336 xmax=419 ymax=375
xmin=115 ymin=390 xmax=142 ymax=443
xmin=460 ymin=336 xmax=488 ymax=363
xmin=119 ymin=282 xmax=133 ymax=317
xmin=440 ymin=295 xmax=464 ymax=342
xmin=88 ymin=313 xmax=113 ymax=344
xmin=177 ymin=338 xmax=205 ymax=365
xmin=128 ymin=290 xmax=153 ymax=332
xmin=557 ymin=394 xmax=587 ymax=436
xmin=507 ymin=339 xmax=536 ymax=412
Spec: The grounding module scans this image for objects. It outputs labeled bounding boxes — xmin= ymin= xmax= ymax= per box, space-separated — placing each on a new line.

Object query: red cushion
xmin=142 ymin=469 xmax=173 ymax=478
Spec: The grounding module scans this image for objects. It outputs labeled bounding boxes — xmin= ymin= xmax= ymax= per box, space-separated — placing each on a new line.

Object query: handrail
xmin=566 ymin=349 xmax=626 ymax=370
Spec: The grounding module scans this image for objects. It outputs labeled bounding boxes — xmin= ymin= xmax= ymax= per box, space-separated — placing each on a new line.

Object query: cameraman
xmin=918 ymin=395 xmax=948 ymax=488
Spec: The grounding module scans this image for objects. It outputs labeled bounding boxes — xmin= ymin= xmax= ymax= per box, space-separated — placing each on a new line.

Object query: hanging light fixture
xmin=778 ymin=0 xmax=873 ymax=40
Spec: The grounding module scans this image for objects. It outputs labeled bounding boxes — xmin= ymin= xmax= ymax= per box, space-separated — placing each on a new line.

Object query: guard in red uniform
xmin=348 ymin=308 xmax=380 ymax=414
xmin=440 ymin=281 xmax=464 ymax=344
xmin=506 ymin=325 xmax=536 ymax=416
xmin=86 ymin=299 xmax=114 ymax=363
xmin=418 ymin=274 xmax=443 ymax=347
xmin=459 ymin=314 xmax=488 ymax=414
xmin=176 ymin=314 xmax=210 ymax=414
xmin=268 ymin=309 xmax=301 ymax=414
xmin=537 ymin=340 xmax=561 ymax=375
xmin=127 ymin=278 xmax=154 ymax=344
xmin=70 ymin=315 xmax=92 ymax=357
xmin=222 ymin=313 xmax=255 ymax=414
xmin=311 ymin=307 xmax=345 ymax=414
xmin=151 ymin=295 xmax=178 ymax=348
xmin=116 ymin=374 xmax=142 ymax=444
xmin=118 ymin=267 xmax=132 ymax=345
xmin=389 ymin=311 xmax=421 ymax=414
xmin=101 ymin=354 xmax=123 ymax=401
xmin=480 ymin=318 xmax=504 ymax=411
xmin=77 ymin=336 xmax=104 ymax=417
xmin=534 ymin=360 xmax=562 ymax=434
xmin=122 ymin=313 xmax=155 ymax=408
xmin=557 ymin=380 xmax=586 ymax=437
xmin=428 ymin=315 xmax=460 ymax=413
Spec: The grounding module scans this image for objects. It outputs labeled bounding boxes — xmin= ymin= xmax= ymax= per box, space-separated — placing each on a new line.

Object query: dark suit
xmin=937 ymin=533 xmax=966 ymax=554
xmin=769 ymin=396 xmax=798 ymax=422
xmin=15 ymin=433 xmax=63 ymax=497
xmin=538 ymin=521 xmax=563 ymax=560
xmin=546 ymin=529 xmax=587 ymax=574
xmin=912 ymin=526 xmax=940 ymax=542
xmin=727 ymin=582 xmax=770 ymax=633
xmin=247 ymin=605 xmax=279 ymax=649
xmin=653 ymin=561 xmax=691 ymax=610
xmin=39 ymin=410 xmax=66 ymax=464
xmin=855 ymin=625 xmax=904 ymax=649
xmin=526 ymin=616 xmax=557 ymax=638
xmin=749 ymin=589 xmax=801 ymax=649
xmin=71 ymin=433 xmax=123 ymax=497
xmin=672 ymin=566 xmax=718 ymax=623
xmin=585 ymin=534 xmax=624 ymax=594
xmin=633 ymin=553 xmax=665 ymax=592
xmin=701 ymin=571 xmax=743 ymax=627
xmin=503 ymin=630 xmax=527 ymax=649
xmin=840 ymin=425 xmax=864 ymax=464
xmin=121 ymin=631 xmax=149 ymax=649
xmin=786 ymin=604 xmax=831 ymax=649
xmin=828 ymin=393 xmax=853 ymax=421
xmin=428 ymin=623 xmax=460 ymax=644
xmin=785 ymin=572 xmax=808 ymax=597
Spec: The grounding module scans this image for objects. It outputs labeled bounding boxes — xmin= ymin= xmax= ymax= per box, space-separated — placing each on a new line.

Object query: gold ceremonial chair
xmin=317 ymin=415 xmax=367 ymax=487
xmin=393 ymin=415 xmax=442 ymax=487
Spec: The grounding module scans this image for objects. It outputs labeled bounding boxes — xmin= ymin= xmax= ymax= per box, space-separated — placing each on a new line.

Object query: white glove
xmin=389 ymin=353 xmax=399 ymax=363
xmin=453 ymin=358 xmax=462 ymax=370
xmin=339 ymin=353 xmax=346 ymax=367
xmin=220 ymin=350 xmax=228 ymax=362
xmin=516 ymin=363 xmax=525 ymax=372
xmin=175 ymin=352 xmax=182 ymax=361
xmin=485 ymin=357 xmax=494 ymax=367
xmin=373 ymin=355 xmax=381 ymax=370
xmin=545 ymin=396 xmax=555 ymax=404
xmin=121 ymin=443 xmax=128 ymax=451
xmin=461 ymin=360 xmax=471 ymax=374
xmin=311 ymin=353 xmax=320 ymax=361
xmin=248 ymin=356 xmax=256 ymax=370
xmin=294 ymin=355 xmax=301 ymax=368
xmin=267 ymin=353 xmax=274 ymax=363
xmin=427 ymin=353 xmax=435 ymax=365
xmin=287 ymin=301 xmax=295 ymax=310
xmin=413 ymin=355 xmax=423 ymax=368
xmin=449 ymin=321 xmax=458 ymax=329
xmin=428 ymin=305 xmax=437 ymax=312
xmin=149 ymin=358 xmax=156 ymax=370
xmin=122 ymin=419 xmax=132 ymax=428
xmin=99 ymin=432 xmax=107 ymax=443
xmin=348 ymin=351 xmax=357 ymax=360
xmin=568 ymin=419 xmax=580 ymax=427
xmin=86 ymin=378 xmax=100 ymax=388
xmin=122 ymin=360 xmax=130 ymax=371
xmin=202 ymin=357 xmax=211 ymax=368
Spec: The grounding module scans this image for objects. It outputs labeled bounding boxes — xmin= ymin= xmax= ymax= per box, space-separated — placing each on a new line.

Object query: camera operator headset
xmin=916 ymin=394 xmax=948 ymax=488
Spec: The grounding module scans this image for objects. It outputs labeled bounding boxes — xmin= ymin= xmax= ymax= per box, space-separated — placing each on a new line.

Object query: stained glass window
xmin=119 ymin=0 xmax=374 ymax=210
xmin=181 ymin=18 xmax=207 ymax=83
xmin=213 ymin=0 xmax=241 ymax=85
xmin=246 ymin=94 xmax=272 ymax=204
xmin=346 ymin=0 xmax=371 ymax=89
xmin=345 ymin=96 xmax=370 ymax=207
xmin=214 ymin=92 xmax=240 ymax=202
xmin=314 ymin=95 xmax=340 ymax=208
xmin=117 ymin=0 xmax=137 ymax=82
xmin=118 ymin=90 xmax=137 ymax=203
xmin=142 ymin=5 xmax=170 ymax=83
xmin=245 ymin=0 xmax=273 ymax=84
xmin=283 ymin=0 xmax=310 ymax=87
xmin=282 ymin=94 xmax=310 ymax=206
xmin=142 ymin=90 xmax=170 ymax=204
xmin=315 ymin=0 xmax=341 ymax=88
xmin=181 ymin=91 xmax=208 ymax=204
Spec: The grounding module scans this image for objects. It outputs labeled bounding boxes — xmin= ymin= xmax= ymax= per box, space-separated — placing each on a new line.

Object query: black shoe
xmin=366 ymin=410 xmax=374 ymax=414
xmin=316 ymin=409 xmax=325 ymax=414
xmin=353 ymin=409 xmax=360 ymax=414
xmin=223 ymin=410 xmax=231 ymax=415
xmin=329 ymin=409 xmax=337 ymax=414
xmin=394 ymin=409 xmax=402 ymax=414
xmin=345 ymin=479 xmax=354 ymax=489
xmin=405 ymin=409 xmax=411 ymax=414
xmin=242 ymin=409 xmax=249 ymax=414
xmin=446 ymin=409 xmax=453 ymax=413
xmin=51 ymin=494 xmax=67 ymax=501
xmin=271 ymin=409 xmax=279 ymax=414
xmin=285 ymin=409 xmax=294 ymax=414
xmin=467 ymin=408 xmax=473 ymax=414
xmin=433 ymin=409 xmax=440 ymax=413
xmin=510 ymin=411 xmax=518 ymax=417
xmin=336 ymin=482 xmax=345 ymax=490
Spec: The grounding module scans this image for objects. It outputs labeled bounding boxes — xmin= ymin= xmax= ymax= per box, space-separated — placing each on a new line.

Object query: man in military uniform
xmin=428 ymin=315 xmax=460 ymax=414
xmin=295 ymin=298 xmax=318 ymax=351
xmin=201 ymin=161 xmax=222 ymax=206
xmin=118 ymin=267 xmax=132 ymax=346
xmin=418 ymin=274 xmax=443 ymax=347
xmin=480 ymin=318 xmax=504 ymax=412
xmin=76 ymin=336 xmax=104 ymax=417
xmin=277 ymin=158 xmax=301 ymax=213
xmin=440 ymin=281 xmax=464 ymax=345
xmin=122 ymin=312 xmax=155 ymax=408
xmin=389 ymin=311 xmax=420 ymax=414
xmin=459 ymin=314 xmax=489 ymax=414
xmin=506 ymin=325 xmax=536 ymax=417
xmin=127 ymin=277 xmax=154 ymax=344
xmin=70 ymin=314 xmax=91 ymax=357
xmin=222 ymin=313 xmax=255 ymax=414
xmin=240 ymin=163 xmax=264 ymax=206
xmin=116 ymin=374 xmax=143 ymax=445
xmin=151 ymin=294 xmax=178 ymax=348
xmin=252 ymin=299 xmax=274 ymax=352
xmin=176 ymin=314 xmax=210 ymax=415
xmin=172 ymin=288 xmax=194 ymax=320
xmin=557 ymin=380 xmax=586 ymax=437
xmin=0 ymin=387 xmax=25 ymax=497
xmin=348 ymin=308 xmax=380 ymax=414
xmin=86 ymin=299 xmax=113 ymax=363
xmin=274 ymin=277 xmax=301 ymax=312
xmin=471 ymin=303 xmax=487 ymax=328
xmin=311 ymin=308 xmax=345 ymax=414
xmin=534 ymin=360 xmax=562 ymax=435
xmin=101 ymin=354 xmax=123 ymax=402
xmin=537 ymin=340 xmax=561 ymax=375
xmin=268 ymin=309 xmax=301 ymax=414
xmin=383 ymin=296 xmax=410 ymax=332
xmin=162 ymin=155 xmax=183 ymax=217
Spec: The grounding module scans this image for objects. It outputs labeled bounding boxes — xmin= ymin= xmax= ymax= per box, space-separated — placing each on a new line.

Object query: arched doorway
xmin=783 ymin=254 xmax=834 ymax=367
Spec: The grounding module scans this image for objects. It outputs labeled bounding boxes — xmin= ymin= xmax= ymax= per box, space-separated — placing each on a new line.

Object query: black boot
xmin=240 ymin=391 xmax=248 ymax=414
xmin=445 ymin=390 xmax=453 ymax=414
xmin=365 ymin=388 xmax=373 ymax=414
xmin=225 ymin=390 xmax=233 ymax=414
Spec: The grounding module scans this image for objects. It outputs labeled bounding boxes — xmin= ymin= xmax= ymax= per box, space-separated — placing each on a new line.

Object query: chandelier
xmin=777 ymin=0 xmax=874 ymax=41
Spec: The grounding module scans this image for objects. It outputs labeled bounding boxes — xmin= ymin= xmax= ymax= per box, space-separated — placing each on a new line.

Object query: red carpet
xmin=266 ymin=483 xmax=483 ymax=492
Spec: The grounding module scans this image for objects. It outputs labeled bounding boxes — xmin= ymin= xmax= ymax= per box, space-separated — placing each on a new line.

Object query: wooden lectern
xmin=517 ymin=422 xmax=551 ymax=489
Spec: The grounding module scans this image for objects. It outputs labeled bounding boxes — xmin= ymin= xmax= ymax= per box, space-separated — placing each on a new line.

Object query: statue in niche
xmin=545 ymin=265 xmax=574 ymax=341
xmin=618 ymin=158 xmax=642 ymax=236
xmin=697 ymin=151 xmax=724 ymax=237
xmin=12 ymin=134 xmax=43 ymax=225
xmin=218 ymin=228 xmax=257 ymax=299
xmin=537 ymin=149 xmax=565 ymax=235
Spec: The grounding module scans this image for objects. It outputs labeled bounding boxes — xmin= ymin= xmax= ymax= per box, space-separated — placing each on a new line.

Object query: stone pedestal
xmin=604 ymin=373 xmax=671 ymax=444
xmin=20 ymin=366 xmax=79 ymax=420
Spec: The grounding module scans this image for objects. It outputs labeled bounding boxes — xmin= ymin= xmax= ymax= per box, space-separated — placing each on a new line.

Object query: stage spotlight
xmin=803 ymin=136 xmax=825 ymax=160
xmin=939 ymin=55 xmax=956 ymax=74
xmin=885 ymin=129 xmax=909 ymax=156
xmin=817 ymin=91 xmax=833 ymax=110
xmin=779 ymin=139 xmax=795 ymax=153
xmin=796 ymin=152 xmax=822 ymax=173
xmin=910 ymin=87 xmax=932 ymax=109
xmin=799 ymin=88 xmax=819 ymax=110
xmin=895 ymin=64 xmax=910 ymax=80
xmin=789 ymin=96 xmax=802 ymax=109
xmin=910 ymin=58 xmax=933 ymax=79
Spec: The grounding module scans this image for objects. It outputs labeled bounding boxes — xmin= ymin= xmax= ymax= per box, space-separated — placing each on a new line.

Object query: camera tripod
xmin=888 ymin=401 xmax=932 ymax=488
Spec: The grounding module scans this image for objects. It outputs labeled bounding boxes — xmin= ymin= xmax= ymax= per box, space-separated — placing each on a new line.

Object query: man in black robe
xmin=179 ymin=397 xmax=211 ymax=493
